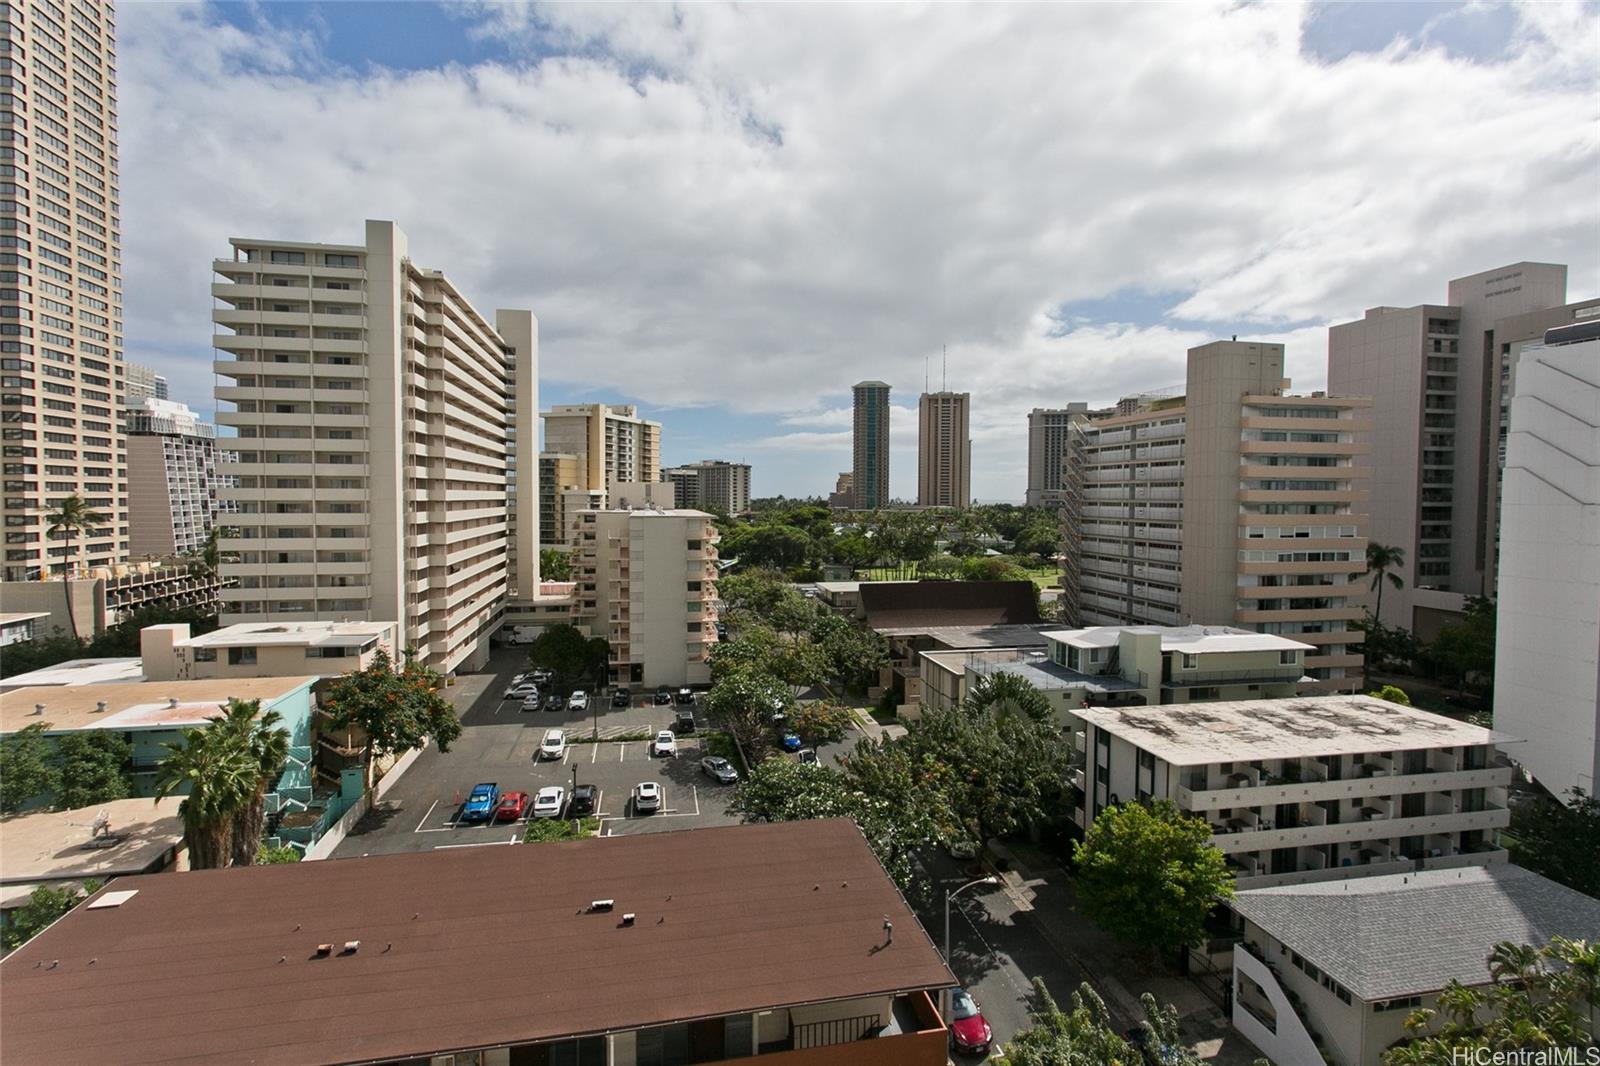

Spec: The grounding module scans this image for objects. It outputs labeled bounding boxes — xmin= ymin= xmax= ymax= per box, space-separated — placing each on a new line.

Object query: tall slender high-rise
xmin=0 ymin=0 xmax=126 ymax=581
xmin=917 ymin=391 xmax=970 ymax=508
xmin=850 ymin=380 xmax=890 ymax=509
xmin=124 ymin=398 xmax=225 ymax=558
xmin=211 ymin=219 xmax=536 ymax=674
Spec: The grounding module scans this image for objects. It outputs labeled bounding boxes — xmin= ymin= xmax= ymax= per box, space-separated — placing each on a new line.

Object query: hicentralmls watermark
xmin=1450 ymin=1050 xmax=1600 ymax=1066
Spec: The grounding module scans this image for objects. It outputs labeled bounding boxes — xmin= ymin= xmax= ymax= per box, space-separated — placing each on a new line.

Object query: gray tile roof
xmin=1232 ymin=864 xmax=1600 ymax=1001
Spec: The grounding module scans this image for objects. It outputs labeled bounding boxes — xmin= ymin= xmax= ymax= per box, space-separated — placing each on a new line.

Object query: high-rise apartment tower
xmin=1060 ymin=340 xmax=1372 ymax=692
xmin=124 ymin=398 xmax=226 ymax=558
xmin=211 ymin=219 xmax=536 ymax=674
xmin=540 ymin=403 xmax=660 ymax=508
xmin=851 ymin=381 xmax=890 ymax=509
xmin=917 ymin=391 xmax=970 ymax=508
xmin=0 ymin=0 xmax=126 ymax=581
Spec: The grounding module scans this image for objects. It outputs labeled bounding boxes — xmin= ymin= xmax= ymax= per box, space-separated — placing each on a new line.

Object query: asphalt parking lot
xmin=333 ymin=649 xmax=743 ymax=858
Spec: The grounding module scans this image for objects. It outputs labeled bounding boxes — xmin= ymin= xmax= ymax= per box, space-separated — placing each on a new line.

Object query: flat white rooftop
xmin=0 ymin=797 xmax=186 ymax=908
xmin=0 ymin=612 xmax=51 ymax=627
xmin=175 ymin=620 xmax=394 ymax=650
xmin=1077 ymin=695 xmax=1513 ymax=766
xmin=0 ymin=658 xmax=145 ymax=690
xmin=0 ymin=677 xmax=316 ymax=734
xmin=1042 ymin=624 xmax=1315 ymax=655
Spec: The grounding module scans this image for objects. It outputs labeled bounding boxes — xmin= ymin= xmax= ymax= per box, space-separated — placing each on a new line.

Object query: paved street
xmin=332 ymin=648 xmax=741 ymax=858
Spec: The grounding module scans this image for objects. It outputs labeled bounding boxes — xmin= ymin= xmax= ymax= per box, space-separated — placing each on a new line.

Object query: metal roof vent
xmin=95 ymin=701 xmax=108 ymax=713
xmin=588 ymin=899 xmax=614 ymax=913
xmin=341 ymin=940 xmax=360 ymax=955
xmin=87 ymin=890 xmax=138 ymax=909
xmin=33 ymin=703 xmax=44 ymax=716
xmin=167 ymin=697 xmax=179 ymax=709
xmin=620 ymin=913 xmax=636 ymax=927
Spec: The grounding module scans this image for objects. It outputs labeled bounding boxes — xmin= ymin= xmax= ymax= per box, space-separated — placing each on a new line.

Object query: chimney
xmin=95 ymin=701 xmax=107 ymax=713
xmin=33 ymin=703 xmax=45 ymax=716
xmin=167 ymin=697 xmax=179 ymax=709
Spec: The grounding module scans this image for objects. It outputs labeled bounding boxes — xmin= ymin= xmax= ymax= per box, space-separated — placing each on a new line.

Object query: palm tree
xmin=218 ymin=698 xmax=291 ymax=867
xmin=43 ymin=494 xmax=108 ymax=639
xmin=154 ymin=721 xmax=257 ymax=869
xmin=1365 ymin=542 xmax=1406 ymax=623
xmin=966 ymin=671 xmax=1053 ymax=723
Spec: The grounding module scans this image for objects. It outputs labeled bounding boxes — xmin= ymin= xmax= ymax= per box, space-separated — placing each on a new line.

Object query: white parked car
xmin=568 ymin=690 xmax=589 ymax=712
xmin=532 ymin=785 xmax=566 ymax=819
xmin=504 ymin=681 xmax=537 ymax=700
xmin=633 ymin=781 xmax=662 ymax=814
xmin=540 ymin=729 xmax=566 ymax=761
xmin=520 ymin=694 xmax=541 ymax=712
xmin=650 ymin=730 xmax=677 ymax=758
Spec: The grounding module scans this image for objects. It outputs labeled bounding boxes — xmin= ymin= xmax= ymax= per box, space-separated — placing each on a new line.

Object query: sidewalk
xmin=989 ymin=841 xmax=1262 ymax=1066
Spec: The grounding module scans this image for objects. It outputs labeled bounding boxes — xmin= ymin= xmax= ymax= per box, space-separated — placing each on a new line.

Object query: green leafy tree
xmin=1367 ymin=684 xmax=1412 ymax=706
xmin=730 ymin=757 xmax=932 ymax=889
xmin=809 ymin=611 xmax=887 ymax=696
xmin=0 ymin=722 xmax=61 ymax=813
xmin=1383 ymin=936 xmax=1599 ymax=1062
xmin=42 ymin=494 xmax=108 ymax=636
xmin=255 ymin=844 xmax=302 ymax=864
xmin=1011 ymin=520 xmax=1061 ymax=563
xmin=1508 ymin=788 xmax=1600 ymax=897
xmin=52 ymin=731 xmax=132 ymax=810
xmin=217 ymin=698 xmax=290 ymax=867
xmin=154 ymin=720 xmax=258 ymax=869
xmin=703 ymin=664 xmax=791 ymax=759
xmin=714 ymin=568 xmax=794 ymax=619
xmin=720 ymin=523 xmax=812 ymax=571
xmin=1422 ymin=596 xmax=1496 ymax=695
xmin=1007 ymin=980 xmax=1212 ymax=1066
xmin=1074 ymin=800 xmax=1234 ymax=955
xmin=1 ymin=880 xmax=101 ymax=952
xmin=830 ymin=531 xmax=877 ymax=573
xmin=322 ymin=648 xmax=462 ymax=791
xmin=967 ymin=671 xmax=1054 ymax=723
xmin=788 ymin=701 xmax=853 ymax=744
xmin=524 ymin=624 xmax=610 ymax=692
xmin=539 ymin=547 xmax=573 ymax=581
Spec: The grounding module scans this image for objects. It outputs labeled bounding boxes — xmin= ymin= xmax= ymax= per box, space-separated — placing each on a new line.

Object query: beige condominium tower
xmin=851 ymin=380 xmax=890 ymax=509
xmin=211 ymin=219 xmax=536 ymax=674
xmin=0 ymin=0 xmax=126 ymax=581
xmin=1060 ymin=340 xmax=1372 ymax=692
xmin=917 ymin=391 xmax=970 ymax=508
xmin=1328 ymin=262 xmax=1593 ymax=637
xmin=541 ymin=403 xmax=660 ymax=507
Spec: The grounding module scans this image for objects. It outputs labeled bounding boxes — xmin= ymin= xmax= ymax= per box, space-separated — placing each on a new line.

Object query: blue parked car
xmin=461 ymin=782 xmax=500 ymax=822
xmin=780 ymin=732 xmax=803 ymax=752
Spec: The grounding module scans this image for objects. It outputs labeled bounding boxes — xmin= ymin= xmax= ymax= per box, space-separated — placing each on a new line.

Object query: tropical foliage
xmin=1006 ymin=980 xmax=1215 ymax=1066
xmin=0 ymin=723 xmax=60 ymax=813
xmin=523 ymin=624 xmax=610 ymax=693
xmin=0 ymin=603 xmax=222 ymax=679
xmin=1383 ymin=937 xmax=1600 ymax=1063
xmin=1073 ymin=800 xmax=1234 ymax=953
xmin=0 ymin=723 xmax=132 ymax=813
xmin=42 ymin=494 xmax=108 ymax=635
xmin=155 ymin=700 xmax=289 ymax=870
xmin=539 ymin=547 xmax=573 ymax=581
xmin=1 ymin=880 xmax=101 ymax=952
xmin=322 ymin=648 xmax=461 ymax=789
xmin=1508 ymin=788 xmax=1600 ymax=898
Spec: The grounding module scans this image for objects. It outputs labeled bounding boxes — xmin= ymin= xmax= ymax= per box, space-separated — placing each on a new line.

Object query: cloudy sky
xmin=120 ymin=1 xmax=1599 ymax=502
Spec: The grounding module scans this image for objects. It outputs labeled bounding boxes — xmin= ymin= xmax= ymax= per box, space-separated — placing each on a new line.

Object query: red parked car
xmin=948 ymin=987 xmax=992 ymax=1057
xmin=494 ymin=791 xmax=529 ymax=822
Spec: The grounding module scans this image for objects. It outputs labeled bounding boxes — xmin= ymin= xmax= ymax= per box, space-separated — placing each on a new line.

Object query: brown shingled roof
xmin=0 ymin=820 xmax=953 ymax=1065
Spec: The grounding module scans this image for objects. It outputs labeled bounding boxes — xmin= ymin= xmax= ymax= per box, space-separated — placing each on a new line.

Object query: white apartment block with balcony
xmin=1493 ymin=324 xmax=1600 ymax=804
xmin=0 ymin=0 xmax=127 ymax=581
xmin=124 ymin=398 xmax=226 ymax=558
xmin=569 ymin=509 xmax=718 ymax=688
xmin=942 ymin=625 xmax=1313 ymax=715
xmin=1068 ymin=694 xmax=1514 ymax=891
xmin=1061 ymin=341 xmax=1372 ymax=692
xmin=211 ymin=219 xmax=535 ymax=674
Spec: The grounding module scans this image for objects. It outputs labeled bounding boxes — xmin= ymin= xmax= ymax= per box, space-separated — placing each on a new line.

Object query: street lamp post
xmin=943 ymin=875 xmax=999 ymax=1024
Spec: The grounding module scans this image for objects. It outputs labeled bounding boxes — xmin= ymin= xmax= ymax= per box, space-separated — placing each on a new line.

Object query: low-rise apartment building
xmin=1068 ymin=694 xmax=1513 ymax=890
xmin=925 ymin=624 xmax=1311 ymax=714
xmin=570 ymin=509 xmax=720 ymax=688
xmin=1231 ymin=864 xmax=1600 ymax=1066
xmin=0 ymin=820 xmax=956 ymax=1066
xmin=0 ymin=676 xmax=317 ymax=805
xmin=0 ymin=561 xmax=228 ymax=640
xmin=1060 ymin=340 xmax=1372 ymax=692
xmin=137 ymin=620 xmax=397 ymax=682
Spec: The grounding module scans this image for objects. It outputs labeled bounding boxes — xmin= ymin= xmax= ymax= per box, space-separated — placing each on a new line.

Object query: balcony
xmin=1178 ymin=763 xmax=1512 ymax=810
xmin=1207 ymin=805 xmax=1509 ymax=855
xmin=1162 ymin=666 xmax=1304 ymax=690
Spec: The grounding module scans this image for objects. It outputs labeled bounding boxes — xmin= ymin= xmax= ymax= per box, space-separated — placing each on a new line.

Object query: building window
xmin=1279 ymin=650 xmax=1297 ymax=665
xmin=324 ymin=254 xmax=358 ymax=268
xmin=1182 ymin=653 xmax=1198 ymax=670
xmin=269 ymin=251 xmax=306 ymax=265
xmin=227 ymin=647 xmax=257 ymax=665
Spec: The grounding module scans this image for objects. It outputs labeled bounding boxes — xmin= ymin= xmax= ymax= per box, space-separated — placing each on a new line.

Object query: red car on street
xmin=948 ymin=987 xmax=992 ymax=1057
xmin=494 ymin=791 xmax=529 ymax=822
